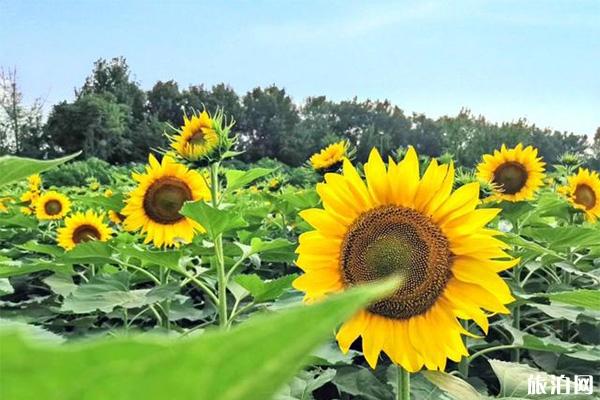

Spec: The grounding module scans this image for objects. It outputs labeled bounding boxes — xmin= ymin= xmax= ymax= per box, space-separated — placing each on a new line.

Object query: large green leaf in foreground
xmin=0 ymin=152 xmax=81 ymax=188
xmin=0 ymin=279 xmax=396 ymax=400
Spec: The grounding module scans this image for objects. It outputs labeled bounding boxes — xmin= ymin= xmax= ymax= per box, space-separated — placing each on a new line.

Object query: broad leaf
xmin=181 ymin=200 xmax=248 ymax=239
xmin=0 ymin=152 xmax=81 ymax=188
xmin=225 ymin=168 xmax=274 ymax=192
xmin=0 ymin=278 xmax=396 ymax=400
xmin=547 ymin=289 xmax=600 ymax=311
xmin=421 ymin=371 xmax=481 ymax=400
xmin=61 ymin=272 xmax=177 ymax=314
xmin=235 ymin=273 xmax=298 ymax=303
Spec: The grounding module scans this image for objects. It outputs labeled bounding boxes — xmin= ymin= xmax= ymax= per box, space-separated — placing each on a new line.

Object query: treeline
xmin=2 ymin=57 xmax=598 ymax=168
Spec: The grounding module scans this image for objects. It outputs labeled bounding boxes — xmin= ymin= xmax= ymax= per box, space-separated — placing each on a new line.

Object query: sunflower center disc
xmin=493 ymin=162 xmax=528 ymax=195
xmin=143 ymin=177 xmax=193 ymax=224
xmin=574 ymin=184 xmax=596 ymax=210
xmin=189 ymin=130 xmax=206 ymax=145
xmin=44 ymin=200 xmax=62 ymax=215
xmin=340 ymin=205 xmax=452 ymax=319
xmin=73 ymin=224 xmax=101 ymax=244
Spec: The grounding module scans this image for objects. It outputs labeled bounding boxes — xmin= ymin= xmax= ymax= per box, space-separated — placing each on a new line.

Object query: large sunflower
xmin=57 ymin=210 xmax=112 ymax=250
xmin=310 ymin=141 xmax=349 ymax=171
xmin=34 ymin=191 xmax=71 ymax=220
xmin=477 ymin=144 xmax=545 ymax=202
xmin=560 ymin=168 xmax=600 ymax=222
xmin=122 ymin=154 xmax=210 ymax=247
xmin=170 ymin=111 xmax=219 ymax=161
xmin=294 ymin=147 xmax=518 ymax=371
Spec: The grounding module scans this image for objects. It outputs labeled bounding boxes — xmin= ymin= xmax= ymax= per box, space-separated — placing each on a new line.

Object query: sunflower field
xmin=0 ymin=109 xmax=599 ymax=400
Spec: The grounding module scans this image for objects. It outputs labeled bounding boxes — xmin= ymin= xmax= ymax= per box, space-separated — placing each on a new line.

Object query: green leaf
xmin=503 ymin=323 xmax=577 ymax=353
xmin=0 ymin=259 xmax=72 ymax=278
xmin=333 ymin=366 xmax=394 ymax=400
xmin=547 ymin=289 xmax=600 ymax=311
xmin=523 ymin=226 xmax=600 ymax=251
xmin=421 ymin=371 xmax=482 ymax=400
xmin=181 ymin=200 xmax=248 ymax=239
xmin=0 ymin=152 xmax=81 ymax=188
xmin=0 ymin=278 xmax=14 ymax=295
xmin=225 ymin=168 xmax=274 ymax=192
xmin=234 ymin=274 xmax=298 ymax=303
xmin=0 ymin=278 xmax=396 ymax=400
xmin=277 ymin=369 xmax=336 ymax=400
xmin=57 ymin=241 xmax=114 ymax=265
xmin=43 ymin=274 xmax=77 ymax=297
xmin=18 ymin=241 xmax=64 ymax=257
xmin=115 ymin=245 xmax=183 ymax=271
xmin=75 ymin=193 xmax=124 ymax=211
xmin=488 ymin=359 xmax=588 ymax=399
xmin=61 ymin=272 xmax=177 ymax=314
xmin=0 ymin=214 xmax=38 ymax=229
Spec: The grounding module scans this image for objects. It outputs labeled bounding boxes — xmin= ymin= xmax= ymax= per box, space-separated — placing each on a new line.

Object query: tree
xmin=45 ymin=93 xmax=131 ymax=163
xmin=147 ymin=80 xmax=183 ymax=127
xmin=79 ymin=57 xmax=146 ymax=119
xmin=0 ymin=67 xmax=45 ymax=156
xmin=238 ymin=86 xmax=300 ymax=163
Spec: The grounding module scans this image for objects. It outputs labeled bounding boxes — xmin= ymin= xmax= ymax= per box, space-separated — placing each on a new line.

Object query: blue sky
xmin=1 ymin=0 xmax=599 ymax=136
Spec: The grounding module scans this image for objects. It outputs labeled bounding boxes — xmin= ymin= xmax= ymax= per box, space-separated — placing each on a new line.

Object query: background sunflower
xmin=170 ymin=111 xmax=219 ymax=161
xmin=309 ymin=141 xmax=349 ymax=171
xmin=561 ymin=168 xmax=600 ymax=222
xmin=476 ymin=144 xmax=545 ymax=202
xmin=294 ymin=147 xmax=517 ymax=371
xmin=34 ymin=191 xmax=71 ymax=220
xmin=57 ymin=210 xmax=112 ymax=250
xmin=122 ymin=154 xmax=210 ymax=247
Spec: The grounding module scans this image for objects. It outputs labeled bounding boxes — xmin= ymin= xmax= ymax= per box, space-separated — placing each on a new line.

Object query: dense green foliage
xmin=0 ymin=151 xmax=598 ymax=399
xmin=2 ymin=57 xmax=597 ymax=168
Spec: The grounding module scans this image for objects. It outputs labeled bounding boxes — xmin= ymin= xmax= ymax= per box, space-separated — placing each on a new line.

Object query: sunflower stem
xmin=458 ymin=320 xmax=469 ymax=378
xmin=210 ymin=161 xmax=228 ymax=328
xmin=397 ymin=365 xmax=410 ymax=400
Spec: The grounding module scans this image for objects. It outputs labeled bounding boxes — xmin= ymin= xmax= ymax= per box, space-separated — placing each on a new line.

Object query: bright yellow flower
xmin=20 ymin=190 xmax=39 ymax=205
xmin=108 ymin=210 xmax=125 ymax=225
xmin=104 ymin=189 xmax=114 ymax=198
xmin=27 ymin=174 xmax=42 ymax=191
xmin=294 ymin=147 xmax=518 ymax=372
xmin=170 ymin=111 xmax=219 ymax=161
xmin=57 ymin=210 xmax=112 ymax=250
xmin=122 ymin=154 xmax=210 ymax=247
xmin=560 ymin=168 xmax=600 ymax=222
xmin=21 ymin=207 xmax=33 ymax=216
xmin=476 ymin=144 xmax=545 ymax=202
xmin=34 ymin=191 xmax=71 ymax=220
xmin=309 ymin=141 xmax=348 ymax=171
xmin=0 ymin=197 xmax=12 ymax=213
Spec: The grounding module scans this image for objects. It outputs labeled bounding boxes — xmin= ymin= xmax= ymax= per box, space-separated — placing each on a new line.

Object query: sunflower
xmin=27 ymin=174 xmax=42 ymax=191
xmin=34 ymin=191 xmax=71 ymax=220
xmin=57 ymin=210 xmax=112 ymax=250
xmin=560 ymin=168 xmax=600 ymax=222
xmin=310 ymin=141 xmax=349 ymax=171
xmin=122 ymin=154 xmax=210 ymax=247
xmin=170 ymin=111 xmax=219 ymax=161
xmin=476 ymin=144 xmax=545 ymax=202
xmin=0 ymin=197 xmax=12 ymax=213
xmin=293 ymin=147 xmax=518 ymax=372
xmin=108 ymin=210 xmax=125 ymax=225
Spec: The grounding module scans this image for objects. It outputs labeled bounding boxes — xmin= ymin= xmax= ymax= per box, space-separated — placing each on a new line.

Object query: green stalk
xmin=511 ymin=264 xmax=521 ymax=362
xmin=210 ymin=161 xmax=228 ymax=328
xmin=397 ymin=365 xmax=410 ymax=400
xmin=458 ymin=320 xmax=469 ymax=378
